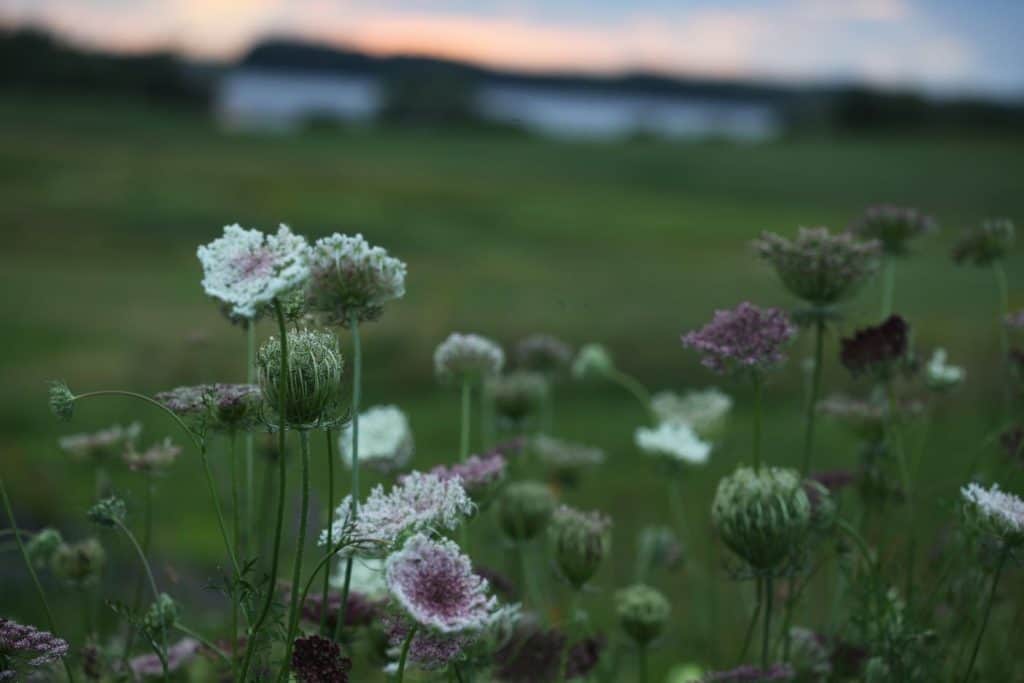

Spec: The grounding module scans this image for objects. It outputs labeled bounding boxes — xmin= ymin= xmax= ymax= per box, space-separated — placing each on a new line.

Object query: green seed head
xmin=26 ymin=528 xmax=64 ymax=570
xmin=551 ymin=505 xmax=612 ymax=589
xmin=144 ymin=593 xmax=179 ymax=633
xmin=51 ymin=538 xmax=106 ymax=588
xmin=87 ymin=497 xmax=127 ymax=528
xmin=498 ymin=480 xmax=556 ymax=541
xmin=615 ymin=583 xmax=670 ymax=645
xmin=48 ymin=380 xmax=75 ymax=422
xmin=257 ymin=328 xmax=344 ymax=428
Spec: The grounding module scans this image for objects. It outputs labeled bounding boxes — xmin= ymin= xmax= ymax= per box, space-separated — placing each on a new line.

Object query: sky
xmin=2 ymin=0 xmax=1023 ymax=97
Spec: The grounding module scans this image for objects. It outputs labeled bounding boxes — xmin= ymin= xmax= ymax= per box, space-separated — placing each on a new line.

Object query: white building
xmin=217 ymin=67 xmax=783 ymax=142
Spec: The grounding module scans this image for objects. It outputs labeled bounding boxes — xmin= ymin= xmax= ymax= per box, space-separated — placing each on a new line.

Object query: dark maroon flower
xmin=291 ymin=635 xmax=351 ymax=683
xmin=565 ymin=635 xmax=605 ymax=679
xmin=703 ymin=663 xmax=795 ymax=681
xmin=810 ymin=469 xmax=858 ymax=493
xmin=849 ymin=205 xmax=936 ymax=257
xmin=840 ymin=315 xmax=909 ymax=377
xmin=302 ymin=591 xmax=379 ymax=630
xmin=493 ymin=624 xmax=566 ymax=683
xmin=828 ymin=637 xmax=868 ymax=678
xmin=1001 ymin=426 xmax=1023 ymax=464
xmin=682 ymin=302 xmax=797 ymax=374
xmin=473 ymin=565 xmax=518 ymax=601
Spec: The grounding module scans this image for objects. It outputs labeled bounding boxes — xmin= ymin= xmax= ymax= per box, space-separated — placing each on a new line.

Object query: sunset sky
xmin=2 ymin=0 xmax=1023 ymax=97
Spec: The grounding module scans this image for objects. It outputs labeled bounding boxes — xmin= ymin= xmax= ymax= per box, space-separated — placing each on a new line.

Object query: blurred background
xmin=1 ymin=0 xmax=1023 ymax=679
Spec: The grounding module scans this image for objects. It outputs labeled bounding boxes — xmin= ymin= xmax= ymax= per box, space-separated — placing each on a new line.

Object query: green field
xmin=1 ymin=93 xmax=1022 ymax=679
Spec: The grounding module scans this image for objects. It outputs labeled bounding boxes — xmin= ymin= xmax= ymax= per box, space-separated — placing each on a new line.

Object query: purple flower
xmin=703 ymin=663 xmax=795 ymax=681
xmin=1006 ymin=309 xmax=1024 ymax=329
xmin=516 ymin=334 xmax=573 ymax=377
xmin=302 ymin=590 xmax=380 ymax=630
xmin=951 ymin=218 xmax=1015 ymax=266
xmin=128 ymin=638 xmax=199 ymax=679
xmin=290 ymin=635 xmax=352 ymax=683
xmin=385 ymin=533 xmax=497 ymax=633
xmin=384 ymin=613 xmax=471 ymax=670
xmin=493 ymin=624 xmax=566 ymax=683
xmin=839 ymin=315 xmax=909 ymax=377
xmin=0 ymin=618 xmax=68 ymax=679
xmin=1001 ymin=426 xmax=1023 ymax=465
xmin=565 ymin=635 xmax=605 ymax=679
xmin=429 ymin=453 xmax=507 ymax=500
xmin=849 ymin=205 xmax=936 ymax=257
xmin=682 ymin=302 xmax=797 ymax=374
xmin=810 ymin=469 xmax=858 ymax=493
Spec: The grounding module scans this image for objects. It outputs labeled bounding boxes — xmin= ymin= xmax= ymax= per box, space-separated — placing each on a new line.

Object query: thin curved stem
xmin=637 ymin=644 xmax=649 ymax=683
xmin=961 ymin=547 xmax=1009 ymax=683
xmin=0 ymin=476 xmax=75 ymax=682
xmin=396 ymin=624 xmax=418 ymax=683
xmin=761 ymin=576 xmax=774 ymax=669
xmin=114 ymin=519 xmax=167 ymax=680
xmin=993 ymin=263 xmax=1011 ymax=412
xmin=239 ymin=298 xmax=290 ymax=681
xmin=608 ymin=368 xmax=653 ymax=419
xmin=245 ymin=318 xmax=256 ymax=561
xmin=122 ymin=477 xmax=155 ymax=671
xmin=334 ymin=315 xmax=362 ymax=642
xmin=199 ymin=444 xmax=242 ymax=578
xmin=836 ymin=518 xmax=877 ymax=573
xmin=229 ymin=432 xmax=240 ymax=680
xmin=881 ymin=257 xmax=895 ymax=318
xmin=173 ymin=622 xmax=231 ymax=666
xmin=884 ymin=381 xmax=915 ymax=597
xmin=277 ymin=430 xmax=312 ymax=682
xmin=70 ymin=390 xmax=201 ymax=451
xmin=320 ymin=428 xmax=335 ymax=634
xmin=800 ymin=319 xmax=825 ymax=476
xmin=737 ymin=579 xmax=762 ymax=664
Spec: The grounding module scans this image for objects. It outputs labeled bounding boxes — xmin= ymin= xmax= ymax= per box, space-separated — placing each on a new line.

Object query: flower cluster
xmin=682 ymin=303 xmax=797 ymax=374
xmin=650 ymin=388 xmax=732 ymax=438
xmin=51 ymin=538 xmax=106 ymax=588
xmin=384 ymin=614 xmax=474 ymax=671
xmin=839 ymin=315 xmax=909 ymax=378
xmin=322 ymin=472 xmax=474 ymax=550
xmin=290 ymin=635 xmax=352 ymax=683
xmin=702 ymin=664 xmax=795 ymax=681
xmin=429 ymin=453 xmax=507 ymax=501
xmin=58 ymin=422 xmax=141 ymax=462
xmin=123 ymin=437 xmax=182 ymax=472
xmin=0 ymin=618 xmax=68 ymax=679
xmin=257 ymin=328 xmax=343 ymax=428
xmin=205 ymin=383 xmax=262 ymax=430
xmin=754 ymin=227 xmax=881 ymax=306
xmin=634 ymin=421 xmax=711 ymax=465
xmin=516 ymin=334 xmax=573 ymax=377
xmin=550 ymin=505 xmax=612 ymax=588
xmin=487 ymin=371 xmax=549 ymax=427
xmin=848 ymin=205 xmax=936 ymax=256
xmin=198 ymin=224 xmax=311 ymax=318
xmin=434 ymin=333 xmax=505 ymax=382
xmin=339 ymin=405 xmax=413 ymax=472
xmin=615 ymin=584 xmax=670 ymax=645
xmin=925 ymin=348 xmax=964 ymax=391
xmin=306 ymin=232 xmax=407 ymax=326
xmin=961 ymin=482 xmax=1024 ymax=547
xmin=951 ymin=218 xmax=1015 ymax=266
xmin=499 ymin=480 xmax=556 ymax=541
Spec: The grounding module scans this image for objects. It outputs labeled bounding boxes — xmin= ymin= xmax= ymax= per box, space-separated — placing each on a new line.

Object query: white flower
xmin=651 ymin=388 xmax=732 ymax=437
xmin=634 ymin=421 xmax=711 ymax=465
xmin=926 ymin=349 xmax=964 ymax=391
xmin=59 ymin=422 xmax=142 ymax=462
xmin=197 ymin=224 xmax=310 ymax=318
xmin=962 ymin=482 xmax=1024 ymax=545
xmin=306 ymin=232 xmax=407 ymax=325
xmin=329 ymin=556 xmax=387 ymax=598
xmin=340 ymin=405 xmax=413 ymax=472
xmin=434 ymin=333 xmax=504 ymax=382
xmin=321 ymin=471 xmax=474 ymax=550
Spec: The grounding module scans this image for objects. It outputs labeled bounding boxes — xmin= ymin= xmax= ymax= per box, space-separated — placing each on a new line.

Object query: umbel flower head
xmin=516 ymin=334 xmax=573 ymax=378
xmin=498 ymin=480 xmax=556 ymax=541
xmin=339 ymin=405 xmax=414 ymax=473
xmin=848 ymin=205 xmax=936 ymax=257
xmin=571 ymin=343 xmax=615 ymax=380
xmin=682 ymin=302 xmax=797 ymax=375
xmin=0 ymin=617 xmax=69 ymax=679
xmin=144 ymin=593 xmax=180 ymax=634
xmin=952 ymin=218 xmax=1015 ymax=266
xmin=25 ymin=528 xmax=63 ymax=570
xmin=58 ymin=422 xmax=141 ymax=463
xmin=615 ymin=584 xmax=670 ymax=645
xmin=51 ymin=538 xmax=106 ymax=588
xmin=47 ymin=380 xmax=75 ymax=422
xmin=637 ymin=525 xmax=685 ymax=572
xmin=384 ymin=613 xmax=475 ymax=671
xmin=198 ymin=224 xmax=310 ymax=319
xmin=87 ymin=496 xmax=127 ymax=528
xmin=434 ymin=333 xmax=505 ymax=383
xmin=429 ymin=453 xmax=507 ymax=502
xmin=206 ymin=383 xmax=262 ymax=431
xmin=925 ymin=349 xmax=964 ymax=391
xmin=550 ymin=505 xmax=612 ymax=589
xmin=258 ymin=328 xmax=344 ymax=428
xmin=634 ymin=421 xmax=711 ymax=466
xmin=487 ymin=371 xmax=549 ymax=428
xmin=754 ymin=227 xmax=881 ymax=307
xmin=532 ymin=434 xmax=605 ymax=488
xmin=386 ymin=533 xmax=498 ymax=633
xmin=702 ymin=664 xmax=796 ymax=682
xmin=321 ymin=471 xmax=473 ymax=551
xmin=711 ymin=466 xmax=812 ymax=571
xmin=961 ymin=482 xmax=1024 ymax=548
xmin=839 ymin=315 xmax=910 ymax=379
xmin=123 ymin=437 xmax=182 ymax=473
xmin=651 ymin=388 xmax=732 ymax=439
xmin=1006 ymin=309 xmax=1024 ymax=330
xmin=306 ymin=232 xmax=407 ymax=326
xmin=290 ymin=634 xmax=352 ymax=683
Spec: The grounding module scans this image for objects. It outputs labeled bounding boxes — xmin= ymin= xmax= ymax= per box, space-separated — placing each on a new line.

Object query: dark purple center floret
xmin=839 ymin=315 xmax=908 ymax=376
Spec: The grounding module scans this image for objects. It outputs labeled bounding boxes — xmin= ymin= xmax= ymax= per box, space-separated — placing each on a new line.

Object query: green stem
xmin=199 ymin=443 xmax=243 ymax=581
xmin=737 ymin=578 xmax=762 ymax=664
xmin=881 ymin=257 xmax=896 ymax=318
xmin=762 ymin=576 xmax=774 ymax=669
xmin=837 ymin=518 xmax=877 ymax=573
xmin=320 ymin=428 xmax=335 ymax=634
xmin=239 ymin=298 xmax=290 ymax=681
xmin=993 ymin=262 xmax=1011 ymax=412
xmin=334 ymin=315 xmax=362 ymax=643
xmin=961 ymin=547 xmax=1009 ymax=683
xmin=245 ymin=318 xmax=256 ymax=561
xmin=277 ymin=430 xmax=312 ymax=682
xmin=0 ymin=476 xmax=75 ymax=683
xmin=71 ymin=390 xmax=201 ymax=451
xmin=460 ymin=377 xmax=472 ymax=462
xmin=173 ymin=622 xmax=232 ymax=666
xmin=752 ymin=372 xmax=763 ymax=472
xmin=122 ymin=476 xmax=155 ymax=671
xmin=396 ymin=624 xmax=418 ymax=683
xmin=229 ymin=432 xmax=240 ymax=679
xmin=608 ymin=368 xmax=653 ymax=418
xmin=637 ymin=644 xmax=648 ymax=683
xmin=800 ymin=319 xmax=825 ymax=476
xmin=519 ymin=541 xmax=544 ymax=610
xmin=884 ymin=381 xmax=914 ymax=598
xmin=114 ymin=519 xmax=167 ymax=680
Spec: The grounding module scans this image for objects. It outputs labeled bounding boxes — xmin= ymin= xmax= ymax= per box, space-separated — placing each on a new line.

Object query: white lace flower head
xmin=962 ymin=482 xmax=1024 ymax=546
xmin=329 ymin=556 xmax=387 ymax=598
xmin=339 ymin=405 xmax=414 ymax=472
xmin=434 ymin=333 xmax=505 ymax=383
xmin=306 ymin=233 xmax=407 ymax=325
xmin=651 ymin=388 xmax=733 ymax=438
xmin=386 ymin=533 xmax=498 ymax=633
xmin=925 ymin=349 xmax=965 ymax=391
xmin=321 ymin=471 xmax=474 ymax=551
xmin=634 ymin=421 xmax=711 ymax=465
xmin=197 ymin=224 xmax=311 ymax=318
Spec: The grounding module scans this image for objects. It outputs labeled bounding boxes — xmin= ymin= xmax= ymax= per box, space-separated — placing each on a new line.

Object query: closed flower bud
xmin=711 ymin=466 xmax=812 ymax=571
xmin=615 ymin=584 xmax=670 ymax=645
xmin=571 ymin=344 xmax=614 ymax=380
xmin=87 ymin=497 xmax=127 ymax=528
xmin=487 ymin=371 xmax=548 ymax=428
xmin=48 ymin=380 xmax=75 ymax=422
xmin=144 ymin=593 xmax=179 ymax=633
xmin=26 ymin=528 xmax=63 ymax=570
xmin=952 ymin=218 xmax=1015 ymax=266
xmin=516 ymin=334 xmax=573 ymax=378
xmin=52 ymin=539 xmax=106 ymax=588
xmin=550 ymin=506 xmax=612 ymax=589
xmin=498 ymin=481 xmax=556 ymax=541
xmin=637 ymin=525 xmax=685 ymax=572
xmin=257 ymin=328 xmax=344 ymax=428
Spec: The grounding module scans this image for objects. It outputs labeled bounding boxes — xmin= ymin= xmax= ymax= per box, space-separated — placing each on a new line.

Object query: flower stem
xmin=70 ymin=390 xmax=202 ymax=451
xmin=637 ymin=644 xmax=649 ymax=683
xmin=460 ymin=377 xmax=472 ymax=462
xmin=114 ymin=519 xmax=167 ymax=680
xmin=396 ymin=624 xmax=418 ymax=683
xmin=173 ymin=622 xmax=231 ymax=666
xmin=761 ymin=576 xmax=773 ymax=670
xmin=752 ymin=372 xmax=763 ymax=472
xmin=229 ymin=432 xmax=240 ymax=679
xmin=0 ymin=475 xmax=76 ymax=683
xmin=245 ymin=318 xmax=256 ymax=561
xmin=334 ymin=315 xmax=363 ymax=643
xmin=320 ymin=427 xmax=335 ymax=634
xmin=881 ymin=257 xmax=896 ymax=317
xmin=277 ymin=429 xmax=312 ymax=682
xmin=884 ymin=381 xmax=915 ymax=598
xmin=122 ymin=476 xmax=155 ymax=672
xmin=800 ymin=319 xmax=825 ymax=477
xmin=199 ymin=443 xmax=243 ymax=587
xmin=993 ymin=262 xmax=1011 ymax=412
xmin=519 ymin=540 xmax=544 ymax=610
xmin=961 ymin=547 xmax=1008 ymax=683
xmin=239 ymin=298 xmax=290 ymax=681
xmin=737 ymin=570 xmax=763 ymax=664
xmin=608 ymin=368 xmax=653 ymax=419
